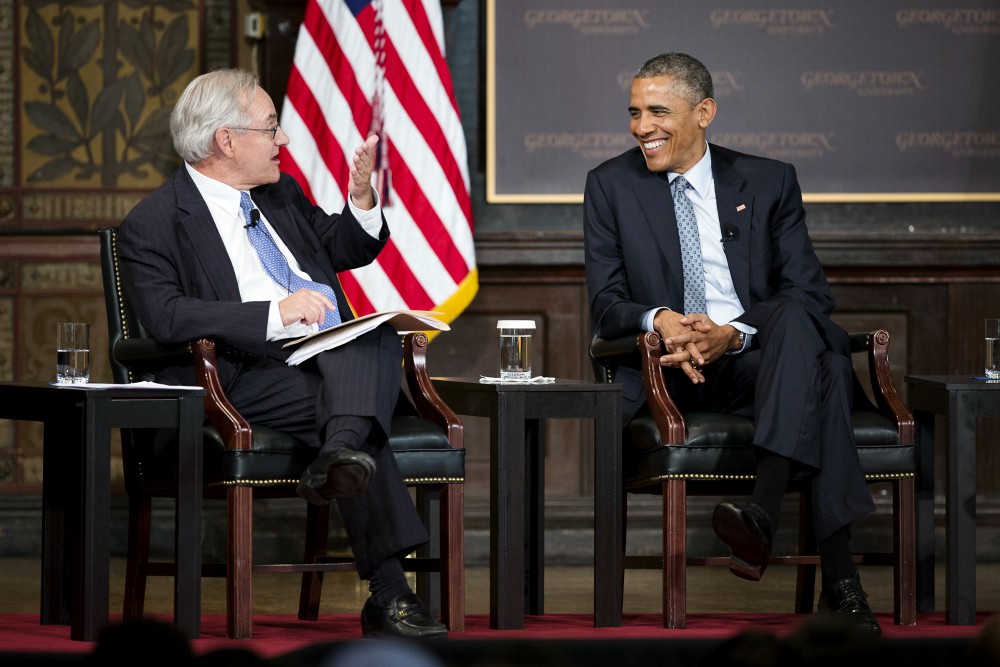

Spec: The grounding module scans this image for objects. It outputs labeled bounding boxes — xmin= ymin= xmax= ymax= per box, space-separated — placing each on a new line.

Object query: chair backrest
xmin=98 ymin=226 xmax=152 ymax=383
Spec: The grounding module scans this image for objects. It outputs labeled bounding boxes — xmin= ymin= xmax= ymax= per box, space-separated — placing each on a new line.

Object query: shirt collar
xmin=184 ymin=162 xmax=245 ymax=218
xmin=668 ymin=142 xmax=712 ymax=198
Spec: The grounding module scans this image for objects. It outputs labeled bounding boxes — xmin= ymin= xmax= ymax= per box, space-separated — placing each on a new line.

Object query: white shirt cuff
xmin=348 ymin=188 xmax=383 ymax=238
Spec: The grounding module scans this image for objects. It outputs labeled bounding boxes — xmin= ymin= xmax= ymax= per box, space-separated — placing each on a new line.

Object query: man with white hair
xmin=118 ymin=68 xmax=446 ymax=639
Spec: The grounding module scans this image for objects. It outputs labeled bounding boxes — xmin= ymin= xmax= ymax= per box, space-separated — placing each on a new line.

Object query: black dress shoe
xmin=819 ymin=572 xmax=882 ymax=635
xmin=296 ymin=447 xmax=376 ymax=505
xmin=712 ymin=502 xmax=773 ymax=581
xmin=361 ymin=593 xmax=448 ymax=639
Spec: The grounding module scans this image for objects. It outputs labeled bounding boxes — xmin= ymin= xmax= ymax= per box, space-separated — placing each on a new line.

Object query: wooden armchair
xmin=591 ymin=329 xmax=916 ymax=629
xmin=99 ymin=227 xmax=465 ymax=639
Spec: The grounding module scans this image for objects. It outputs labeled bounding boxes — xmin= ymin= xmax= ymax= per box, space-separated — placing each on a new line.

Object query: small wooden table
xmin=0 ymin=382 xmax=204 ymax=640
xmin=431 ymin=377 xmax=623 ymax=630
xmin=904 ymin=374 xmax=1000 ymax=625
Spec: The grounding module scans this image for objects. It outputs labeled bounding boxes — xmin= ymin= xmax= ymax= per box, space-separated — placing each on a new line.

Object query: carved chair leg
xmin=895 ymin=477 xmax=917 ymax=626
xmin=298 ymin=503 xmax=330 ymax=621
xmin=663 ymin=479 xmax=687 ymax=629
xmin=413 ymin=486 xmax=440 ymax=617
xmin=795 ymin=490 xmax=818 ymax=613
xmin=441 ymin=483 xmax=465 ymax=631
xmin=227 ymin=485 xmax=254 ymax=639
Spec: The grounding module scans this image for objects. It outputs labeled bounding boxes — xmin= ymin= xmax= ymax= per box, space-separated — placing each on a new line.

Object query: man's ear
xmin=214 ymin=127 xmax=235 ymax=158
xmin=697 ymin=98 xmax=717 ymax=129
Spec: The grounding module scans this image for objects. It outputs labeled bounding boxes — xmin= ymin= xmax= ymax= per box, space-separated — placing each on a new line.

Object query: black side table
xmin=0 ymin=382 xmax=204 ymax=640
xmin=904 ymin=374 xmax=1000 ymax=625
xmin=431 ymin=377 xmax=623 ymax=630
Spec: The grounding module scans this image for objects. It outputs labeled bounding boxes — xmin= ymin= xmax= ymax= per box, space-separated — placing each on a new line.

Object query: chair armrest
xmin=590 ymin=333 xmax=647 ymax=383
xmin=854 ymin=329 xmax=915 ymax=444
xmin=113 ymin=337 xmax=190 ymax=368
xmin=191 ymin=337 xmax=252 ymax=451
xmin=402 ymin=332 xmax=464 ymax=450
xmin=591 ymin=333 xmax=688 ymax=445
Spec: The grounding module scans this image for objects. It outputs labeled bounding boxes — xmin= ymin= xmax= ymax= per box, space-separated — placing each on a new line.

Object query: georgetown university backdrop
xmin=487 ymin=0 xmax=1000 ymax=202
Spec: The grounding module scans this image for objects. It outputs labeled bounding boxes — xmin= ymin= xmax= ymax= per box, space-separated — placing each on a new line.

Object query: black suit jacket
xmin=118 ymin=167 xmax=388 ymax=380
xmin=583 ymin=143 xmax=846 ymax=419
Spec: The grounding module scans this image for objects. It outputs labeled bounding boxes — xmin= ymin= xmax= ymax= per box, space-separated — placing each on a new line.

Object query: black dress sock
xmin=321 ymin=415 xmax=372 ymax=453
xmin=749 ymin=450 xmax=792 ymax=536
xmin=818 ymin=526 xmax=856 ymax=587
xmin=368 ymin=557 xmax=411 ymax=606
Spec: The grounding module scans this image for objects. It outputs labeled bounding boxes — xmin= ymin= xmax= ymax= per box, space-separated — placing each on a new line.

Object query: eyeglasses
xmin=230 ymin=125 xmax=280 ymax=141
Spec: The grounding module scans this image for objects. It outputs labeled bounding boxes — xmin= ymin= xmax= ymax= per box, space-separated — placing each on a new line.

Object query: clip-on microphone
xmin=244 ymin=209 xmax=260 ymax=229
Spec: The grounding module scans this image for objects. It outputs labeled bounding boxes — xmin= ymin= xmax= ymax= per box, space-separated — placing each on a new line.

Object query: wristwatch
xmin=733 ymin=331 xmax=746 ymax=352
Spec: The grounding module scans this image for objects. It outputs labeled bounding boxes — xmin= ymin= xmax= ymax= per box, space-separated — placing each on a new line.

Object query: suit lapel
xmin=712 ymin=147 xmax=753 ymax=310
xmin=632 ymin=171 xmax=685 ymax=304
xmin=173 ymin=169 xmax=243 ymax=302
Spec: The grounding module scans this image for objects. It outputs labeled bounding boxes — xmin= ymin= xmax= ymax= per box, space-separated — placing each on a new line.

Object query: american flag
xmin=280 ymin=0 xmax=477 ymax=320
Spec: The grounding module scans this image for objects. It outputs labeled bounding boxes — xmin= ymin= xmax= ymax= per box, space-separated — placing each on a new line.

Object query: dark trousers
xmin=670 ymin=299 xmax=875 ymax=541
xmin=223 ymin=324 xmax=429 ymax=578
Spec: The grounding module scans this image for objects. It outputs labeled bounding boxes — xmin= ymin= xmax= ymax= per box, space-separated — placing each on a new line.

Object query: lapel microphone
xmin=721 ymin=224 xmax=738 ymax=243
xmin=244 ymin=209 xmax=260 ymax=229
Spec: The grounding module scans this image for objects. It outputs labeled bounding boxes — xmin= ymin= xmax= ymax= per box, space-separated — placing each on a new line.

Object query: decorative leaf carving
xmin=24 ymin=10 xmax=54 ymax=81
xmin=118 ymin=21 xmax=152 ymax=81
xmin=89 ymin=77 xmax=130 ymax=136
xmin=66 ymin=72 xmax=89 ymax=128
xmin=123 ymin=73 xmax=144 ymax=128
xmin=60 ymin=17 xmax=101 ymax=74
xmin=157 ymin=16 xmax=193 ymax=90
xmin=27 ymin=134 xmax=83 ymax=156
xmin=21 ymin=3 xmax=196 ymax=186
xmin=27 ymin=156 xmax=76 ymax=183
xmin=25 ymin=101 xmax=80 ymax=139
xmin=122 ymin=0 xmax=196 ymax=11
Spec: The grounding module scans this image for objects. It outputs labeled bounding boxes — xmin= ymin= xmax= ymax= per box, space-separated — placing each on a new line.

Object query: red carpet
xmin=0 ymin=612 xmax=992 ymax=658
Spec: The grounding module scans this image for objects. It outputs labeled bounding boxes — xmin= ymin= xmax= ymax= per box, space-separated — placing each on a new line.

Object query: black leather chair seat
xmin=389 ymin=416 xmax=466 ymax=485
xmin=141 ymin=415 xmax=463 ymax=488
xmin=626 ymin=410 xmax=915 ymax=490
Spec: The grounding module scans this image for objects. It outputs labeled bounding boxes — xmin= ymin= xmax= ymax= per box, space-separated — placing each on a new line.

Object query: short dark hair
xmin=634 ymin=53 xmax=714 ymax=105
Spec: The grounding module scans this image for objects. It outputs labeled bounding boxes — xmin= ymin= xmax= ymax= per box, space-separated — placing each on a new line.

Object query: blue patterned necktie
xmin=671 ymin=175 xmax=707 ymax=314
xmin=240 ymin=191 xmax=341 ymax=329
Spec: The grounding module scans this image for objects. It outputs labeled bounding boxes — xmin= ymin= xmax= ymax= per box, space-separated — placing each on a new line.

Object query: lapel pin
xmin=736 ymin=204 xmax=746 ymax=212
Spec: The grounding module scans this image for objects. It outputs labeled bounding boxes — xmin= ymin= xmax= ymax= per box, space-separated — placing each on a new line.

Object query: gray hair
xmin=635 ymin=53 xmax=714 ymax=106
xmin=170 ymin=69 xmax=258 ymax=164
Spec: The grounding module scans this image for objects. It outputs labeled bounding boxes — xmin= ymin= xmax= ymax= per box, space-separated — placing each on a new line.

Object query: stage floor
xmin=0 ymin=558 xmax=997 ymax=665
xmin=1 ymin=557 xmax=997 ymax=618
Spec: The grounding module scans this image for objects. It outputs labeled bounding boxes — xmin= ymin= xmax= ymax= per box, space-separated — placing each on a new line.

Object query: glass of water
xmin=986 ymin=319 xmax=1000 ymax=380
xmin=498 ymin=320 xmax=534 ymax=381
xmin=56 ymin=322 xmax=90 ymax=384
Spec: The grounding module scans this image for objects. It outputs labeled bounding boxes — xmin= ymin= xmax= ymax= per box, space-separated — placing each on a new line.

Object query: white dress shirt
xmin=185 ymin=163 xmax=382 ymax=340
xmin=641 ymin=144 xmax=755 ymax=352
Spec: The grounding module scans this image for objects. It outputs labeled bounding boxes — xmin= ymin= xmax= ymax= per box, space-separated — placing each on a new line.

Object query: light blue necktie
xmin=240 ymin=191 xmax=341 ymax=329
xmin=671 ymin=175 xmax=707 ymax=315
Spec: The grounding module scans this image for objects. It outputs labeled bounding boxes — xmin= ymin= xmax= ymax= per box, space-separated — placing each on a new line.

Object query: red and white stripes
xmin=281 ymin=0 xmax=477 ymax=319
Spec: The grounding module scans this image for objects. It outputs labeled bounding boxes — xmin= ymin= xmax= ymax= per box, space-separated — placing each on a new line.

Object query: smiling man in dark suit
xmin=117 ymin=68 xmax=445 ymax=639
xmin=583 ymin=53 xmax=880 ymax=633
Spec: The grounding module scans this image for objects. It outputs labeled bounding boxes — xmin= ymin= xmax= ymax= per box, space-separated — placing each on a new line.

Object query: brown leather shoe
xmin=296 ymin=447 xmax=376 ymax=505
xmin=712 ymin=502 xmax=773 ymax=581
xmin=819 ymin=572 xmax=882 ymax=635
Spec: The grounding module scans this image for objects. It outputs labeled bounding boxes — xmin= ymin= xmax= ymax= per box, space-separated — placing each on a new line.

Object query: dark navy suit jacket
xmin=583 ymin=143 xmax=847 ymax=421
xmin=118 ymin=167 xmax=388 ymax=381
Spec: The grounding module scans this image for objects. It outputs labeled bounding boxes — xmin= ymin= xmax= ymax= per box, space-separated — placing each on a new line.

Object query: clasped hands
xmin=653 ymin=310 xmax=740 ymax=384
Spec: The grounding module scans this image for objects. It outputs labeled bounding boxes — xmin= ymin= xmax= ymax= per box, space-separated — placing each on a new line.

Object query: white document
xmin=49 ymin=381 xmax=203 ymax=390
xmin=282 ymin=309 xmax=450 ymax=366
